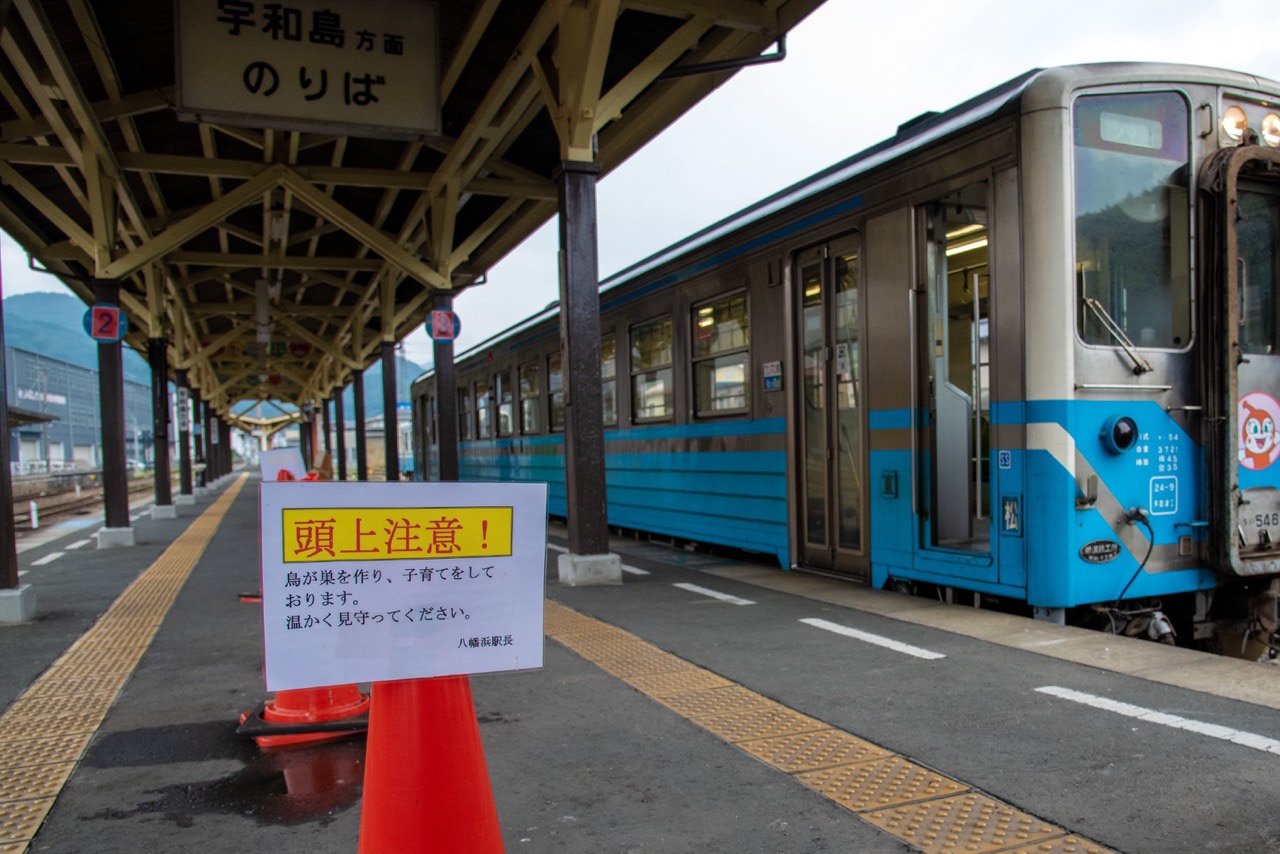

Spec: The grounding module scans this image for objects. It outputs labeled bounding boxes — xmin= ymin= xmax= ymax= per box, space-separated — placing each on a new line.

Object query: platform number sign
xmin=83 ymin=303 xmax=128 ymax=343
xmin=427 ymin=309 xmax=461 ymax=342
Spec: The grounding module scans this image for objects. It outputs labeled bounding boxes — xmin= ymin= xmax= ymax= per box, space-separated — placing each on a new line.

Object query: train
xmin=411 ymin=62 xmax=1280 ymax=652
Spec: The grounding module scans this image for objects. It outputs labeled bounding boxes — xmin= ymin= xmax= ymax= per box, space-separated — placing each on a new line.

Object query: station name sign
xmin=176 ymin=0 xmax=440 ymax=140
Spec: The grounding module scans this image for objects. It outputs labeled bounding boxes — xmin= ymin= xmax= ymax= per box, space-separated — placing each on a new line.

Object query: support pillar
xmin=202 ymin=400 xmax=213 ymax=487
xmin=381 ymin=341 xmax=399 ymax=481
xmin=353 ymin=369 xmax=368 ymax=480
xmin=0 ymin=267 xmax=34 ymax=621
xmin=191 ymin=389 xmax=206 ymax=493
xmin=175 ymin=370 xmax=194 ymax=504
xmin=433 ymin=292 xmax=459 ymax=482
xmin=147 ymin=338 xmax=175 ymax=519
xmin=554 ymin=161 xmax=619 ymax=585
xmin=299 ymin=407 xmax=314 ymax=473
xmin=322 ymin=398 xmax=333 ymax=458
xmin=335 ymin=386 xmax=348 ymax=481
xmin=95 ymin=281 xmax=134 ymax=547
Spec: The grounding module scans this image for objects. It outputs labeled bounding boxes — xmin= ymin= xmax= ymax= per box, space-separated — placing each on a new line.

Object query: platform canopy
xmin=0 ymin=0 xmax=824 ymax=433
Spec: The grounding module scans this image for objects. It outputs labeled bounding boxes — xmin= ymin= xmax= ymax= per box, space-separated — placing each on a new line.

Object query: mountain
xmin=3 ymin=292 xmax=152 ymax=386
xmin=3 ymin=292 xmax=427 ymax=417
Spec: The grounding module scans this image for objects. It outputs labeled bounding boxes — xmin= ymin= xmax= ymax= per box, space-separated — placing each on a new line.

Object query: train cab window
xmin=630 ymin=315 xmax=673 ymax=421
xmin=1238 ymin=190 xmax=1280 ymax=354
xmin=519 ymin=360 xmax=541 ymax=434
xmin=496 ymin=370 xmax=514 ymax=437
xmin=475 ymin=378 xmax=492 ymax=439
xmin=458 ymin=386 xmax=474 ymax=441
xmin=601 ymin=333 xmax=618 ymax=426
xmin=548 ymin=353 xmax=565 ymax=431
xmin=692 ymin=292 xmax=749 ymax=416
xmin=1074 ymin=91 xmax=1191 ymax=349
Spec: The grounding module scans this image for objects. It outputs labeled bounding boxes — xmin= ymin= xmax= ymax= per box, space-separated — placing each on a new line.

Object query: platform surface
xmin=3 ymin=471 xmax=1280 ymax=853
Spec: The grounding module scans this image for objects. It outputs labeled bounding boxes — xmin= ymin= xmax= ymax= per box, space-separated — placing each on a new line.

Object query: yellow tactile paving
xmin=546 ymin=598 xmax=1118 ymax=854
xmin=0 ymin=476 xmax=247 ymax=853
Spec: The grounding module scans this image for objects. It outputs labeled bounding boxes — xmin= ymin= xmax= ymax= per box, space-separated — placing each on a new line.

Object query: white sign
xmin=176 ymin=0 xmax=440 ymax=140
xmin=260 ymin=447 xmax=307 ymax=481
xmin=258 ymin=480 xmax=548 ymax=690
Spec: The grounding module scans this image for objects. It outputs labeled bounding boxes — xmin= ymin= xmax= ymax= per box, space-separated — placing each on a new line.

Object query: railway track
xmin=13 ymin=479 xmax=159 ymax=530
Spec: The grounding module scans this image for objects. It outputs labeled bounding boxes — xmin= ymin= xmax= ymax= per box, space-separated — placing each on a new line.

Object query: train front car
xmin=1019 ymin=65 xmax=1280 ymax=643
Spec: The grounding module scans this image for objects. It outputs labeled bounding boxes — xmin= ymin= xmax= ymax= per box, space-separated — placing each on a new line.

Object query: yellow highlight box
xmin=281 ymin=506 xmax=513 ymax=563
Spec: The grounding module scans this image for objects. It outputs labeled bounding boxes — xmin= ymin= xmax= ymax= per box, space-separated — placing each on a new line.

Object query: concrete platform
xmin=3 ymin=472 xmax=1280 ymax=853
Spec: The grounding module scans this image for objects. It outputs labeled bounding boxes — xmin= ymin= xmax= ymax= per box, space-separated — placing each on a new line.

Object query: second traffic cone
xmin=239 ymin=683 xmax=371 ymax=750
xmin=358 ymin=676 xmax=503 ymax=853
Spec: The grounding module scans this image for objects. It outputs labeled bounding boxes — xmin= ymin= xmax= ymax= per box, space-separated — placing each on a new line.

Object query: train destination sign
xmin=259 ymin=480 xmax=548 ymax=690
xmin=176 ymin=0 xmax=441 ymax=139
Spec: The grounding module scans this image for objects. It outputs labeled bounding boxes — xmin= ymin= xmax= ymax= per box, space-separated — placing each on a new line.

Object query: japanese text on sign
xmin=177 ymin=0 xmax=440 ymax=139
xmin=282 ymin=506 xmax=512 ymax=562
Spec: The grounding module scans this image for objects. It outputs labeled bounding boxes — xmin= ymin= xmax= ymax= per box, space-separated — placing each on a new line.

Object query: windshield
xmin=1238 ymin=188 xmax=1280 ymax=354
xmin=1074 ymin=91 xmax=1191 ymax=349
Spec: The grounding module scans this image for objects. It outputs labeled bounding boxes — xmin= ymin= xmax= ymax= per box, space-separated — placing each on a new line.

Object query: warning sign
xmin=259 ymin=480 xmax=548 ymax=690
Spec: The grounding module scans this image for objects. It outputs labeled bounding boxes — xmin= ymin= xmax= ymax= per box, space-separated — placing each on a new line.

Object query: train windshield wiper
xmin=1083 ymin=297 xmax=1154 ymax=374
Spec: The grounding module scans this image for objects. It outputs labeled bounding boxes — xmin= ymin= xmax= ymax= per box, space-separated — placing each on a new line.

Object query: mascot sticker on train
xmin=1239 ymin=392 xmax=1280 ymax=472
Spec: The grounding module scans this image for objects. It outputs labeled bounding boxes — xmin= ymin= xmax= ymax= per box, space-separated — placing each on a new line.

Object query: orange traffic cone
xmin=358 ymin=676 xmax=503 ymax=853
xmin=238 ymin=683 xmax=371 ymax=750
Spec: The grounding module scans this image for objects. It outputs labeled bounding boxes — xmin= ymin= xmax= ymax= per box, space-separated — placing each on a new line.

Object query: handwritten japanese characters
xmin=259 ymin=481 xmax=547 ymax=691
xmin=177 ymin=0 xmax=439 ymax=138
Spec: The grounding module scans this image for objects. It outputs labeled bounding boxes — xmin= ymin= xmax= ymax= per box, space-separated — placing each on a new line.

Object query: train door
xmin=1209 ymin=148 xmax=1280 ymax=576
xmin=795 ymin=234 xmax=868 ymax=577
xmin=915 ymin=181 xmax=996 ymax=572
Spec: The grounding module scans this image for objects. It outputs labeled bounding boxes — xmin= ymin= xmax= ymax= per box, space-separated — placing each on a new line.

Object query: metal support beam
xmin=95 ymin=280 xmax=133 ymax=542
xmin=381 ymin=341 xmax=399 ymax=481
xmin=0 ymin=280 xmax=21 ymax=590
xmin=334 ymin=386 xmax=348 ymax=481
xmin=353 ymin=369 xmax=368 ymax=480
xmin=191 ymin=388 xmax=205 ymax=489
xmin=299 ymin=408 xmax=313 ymax=472
xmin=432 ymin=292 xmax=459 ymax=482
xmin=322 ymin=398 xmax=332 ymax=456
xmin=148 ymin=337 xmax=172 ymax=506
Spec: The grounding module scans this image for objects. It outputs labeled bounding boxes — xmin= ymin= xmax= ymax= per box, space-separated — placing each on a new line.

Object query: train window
xmin=458 ymin=386 xmax=473 ymax=441
xmin=1074 ymin=91 xmax=1191 ymax=349
xmin=496 ymin=369 xmax=514 ymax=437
xmin=475 ymin=378 xmax=492 ymax=439
xmin=692 ymin=292 xmax=749 ymax=416
xmin=519 ymin=360 xmax=541 ymax=434
xmin=602 ymin=333 xmax=618 ymax=426
xmin=630 ymin=315 xmax=673 ymax=421
xmin=548 ymin=353 xmax=565 ymax=431
xmin=1238 ymin=190 xmax=1279 ymax=354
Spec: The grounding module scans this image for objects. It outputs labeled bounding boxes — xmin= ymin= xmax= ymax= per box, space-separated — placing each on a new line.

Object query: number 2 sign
xmin=83 ymin=303 xmax=128 ymax=343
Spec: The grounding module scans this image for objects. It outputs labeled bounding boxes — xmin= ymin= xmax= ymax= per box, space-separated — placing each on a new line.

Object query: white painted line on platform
xmin=65 ymin=539 xmax=92 ymax=550
xmin=31 ymin=552 xmax=63 ymax=566
xmin=673 ymin=582 xmax=754 ymax=606
xmin=547 ymin=544 xmax=567 ymax=554
xmin=621 ymin=564 xmax=650 ymax=576
xmin=1036 ymin=686 xmax=1280 ymax=755
xmin=800 ymin=617 xmax=947 ymax=660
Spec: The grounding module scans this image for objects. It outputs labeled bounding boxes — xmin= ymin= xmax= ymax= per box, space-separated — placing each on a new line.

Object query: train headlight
xmin=1100 ymin=415 xmax=1139 ymax=455
xmin=1222 ymin=105 xmax=1249 ymax=142
xmin=1262 ymin=113 xmax=1280 ymax=147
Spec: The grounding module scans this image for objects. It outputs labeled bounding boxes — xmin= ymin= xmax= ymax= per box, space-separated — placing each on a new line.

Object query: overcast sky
xmin=5 ymin=0 xmax=1280 ymax=375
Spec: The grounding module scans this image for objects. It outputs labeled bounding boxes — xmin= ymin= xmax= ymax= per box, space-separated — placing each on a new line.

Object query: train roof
xmin=422 ymin=61 xmax=1280 ymax=379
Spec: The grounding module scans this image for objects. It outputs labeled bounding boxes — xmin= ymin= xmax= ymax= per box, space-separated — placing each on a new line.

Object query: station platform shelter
xmin=3 ymin=470 xmax=1280 ymax=853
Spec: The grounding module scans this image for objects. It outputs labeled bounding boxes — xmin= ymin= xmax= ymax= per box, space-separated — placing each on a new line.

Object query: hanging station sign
xmin=175 ymin=0 xmax=441 ymax=140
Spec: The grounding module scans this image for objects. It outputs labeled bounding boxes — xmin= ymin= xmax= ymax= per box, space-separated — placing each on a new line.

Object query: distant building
xmin=4 ymin=346 xmax=153 ymax=473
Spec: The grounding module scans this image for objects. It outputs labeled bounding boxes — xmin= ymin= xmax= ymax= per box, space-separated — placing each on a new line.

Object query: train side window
xmin=1074 ymin=91 xmax=1191 ymax=349
xmin=548 ymin=353 xmax=565 ymax=432
xmin=630 ymin=315 xmax=674 ymax=421
xmin=496 ymin=369 xmax=514 ymax=437
xmin=602 ymin=333 xmax=618 ymax=426
xmin=1238 ymin=190 xmax=1279 ymax=354
xmin=692 ymin=291 xmax=750 ymax=417
xmin=519 ymin=360 xmax=542 ymax=434
xmin=475 ymin=378 xmax=492 ymax=439
xmin=458 ymin=385 xmax=474 ymax=441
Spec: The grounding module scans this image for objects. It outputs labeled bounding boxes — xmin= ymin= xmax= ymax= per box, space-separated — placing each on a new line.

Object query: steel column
xmin=94 ymin=281 xmax=130 ymax=530
xmin=299 ymin=408 xmax=313 ymax=472
xmin=175 ymin=369 xmax=193 ymax=497
xmin=0 ymin=279 xmax=19 ymax=592
xmin=353 ymin=369 xmax=368 ymax=480
xmin=432 ymin=292 xmax=459 ymax=482
xmin=556 ymin=161 xmax=609 ymax=556
xmin=191 ymin=388 xmax=204 ymax=488
xmin=335 ymin=386 xmax=348 ymax=480
xmin=381 ymin=341 xmax=399 ymax=481
xmin=147 ymin=338 xmax=171 ymax=505
xmin=322 ymin=398 xmax=332 ymax=457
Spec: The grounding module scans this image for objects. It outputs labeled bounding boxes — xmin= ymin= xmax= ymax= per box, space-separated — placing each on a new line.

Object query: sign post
xmin=259 ymin=479 xmax=547 ymax=850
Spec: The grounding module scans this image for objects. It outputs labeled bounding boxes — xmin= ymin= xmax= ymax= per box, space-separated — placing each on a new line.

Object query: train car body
xmin=412 ymin=63 xmax=1280 ymax=632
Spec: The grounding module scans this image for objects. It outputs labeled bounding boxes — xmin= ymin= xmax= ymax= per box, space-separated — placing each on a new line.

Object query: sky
xmin=4 ymin=0 xmax=1280 ymax=376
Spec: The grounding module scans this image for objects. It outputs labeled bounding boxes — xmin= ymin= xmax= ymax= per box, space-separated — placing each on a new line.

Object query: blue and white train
xmin=412 ymin=63 xmax=1280 ymax=650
